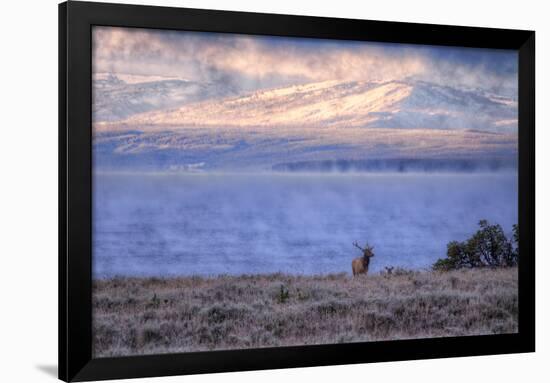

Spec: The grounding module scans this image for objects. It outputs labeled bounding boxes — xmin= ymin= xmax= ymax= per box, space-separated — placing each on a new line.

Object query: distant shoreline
xmin=93 ymin=267 xmax=518 ymax=357
xmin=272 ymin=158 xmax=517 ymax=174
xmin=92 ymin=156 xmax=517 ymax=176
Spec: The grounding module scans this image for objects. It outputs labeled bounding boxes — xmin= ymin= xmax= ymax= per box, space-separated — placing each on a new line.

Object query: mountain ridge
xmin=92 ymin=78 xmax=518 ymax=171
xmin=95 ymin=78 xmax=517 ymax=134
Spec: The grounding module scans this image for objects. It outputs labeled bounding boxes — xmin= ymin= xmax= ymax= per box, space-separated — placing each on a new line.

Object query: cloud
xmin=92 ymin=26 xmax=517 ymax=97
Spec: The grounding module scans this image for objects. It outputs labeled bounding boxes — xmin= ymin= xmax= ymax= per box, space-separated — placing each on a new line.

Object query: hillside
xmin=92 ymin=78 xmax=517 ymax=172
xmin=97 ymin=79 xmax=517 ymax=132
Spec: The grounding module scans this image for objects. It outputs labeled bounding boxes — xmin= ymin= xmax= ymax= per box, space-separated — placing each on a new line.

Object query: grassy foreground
xmin=92 ymin=267 xmax=518 ymax=357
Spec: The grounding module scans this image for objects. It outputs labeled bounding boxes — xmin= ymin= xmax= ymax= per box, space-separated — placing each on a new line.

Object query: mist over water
xmin=92 ymin=173 xmax=517 ymax=278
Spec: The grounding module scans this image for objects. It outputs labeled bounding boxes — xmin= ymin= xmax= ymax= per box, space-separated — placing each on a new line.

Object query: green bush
xmin=277 ymin=284 xmax=290 ymax=304
xmin=433 ymin=220 xmax=518 ymax=271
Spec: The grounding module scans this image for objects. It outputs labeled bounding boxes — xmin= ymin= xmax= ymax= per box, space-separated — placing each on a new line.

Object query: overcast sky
xmin=92 ymin=26 xmax=518 ymax=98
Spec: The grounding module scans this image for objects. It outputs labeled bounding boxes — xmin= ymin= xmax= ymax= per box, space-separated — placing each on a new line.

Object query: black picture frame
xmin=59 ymin=1 xmax=535 ymax=381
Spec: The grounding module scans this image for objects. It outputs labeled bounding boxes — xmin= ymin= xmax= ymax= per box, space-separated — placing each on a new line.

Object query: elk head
xmin=353 ymin=241 xmax=375 ymax=259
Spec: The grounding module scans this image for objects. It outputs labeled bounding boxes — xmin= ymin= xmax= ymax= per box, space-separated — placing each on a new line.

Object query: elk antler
xmin=352 ymin=241 xmax=365 ymax=251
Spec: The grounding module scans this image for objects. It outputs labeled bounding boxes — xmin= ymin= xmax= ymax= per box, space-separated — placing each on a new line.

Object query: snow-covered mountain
xmin=92 ymin=73 xmax=236 ymax=122
xmin=101 ymin=79 xmax=517 ymax=133
xmin=92 ymin=79 xmax=518 ymax=172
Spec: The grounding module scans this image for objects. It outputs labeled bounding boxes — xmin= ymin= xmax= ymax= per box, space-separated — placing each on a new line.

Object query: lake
xmin=92 ymin=173 xmax=517 ymax=278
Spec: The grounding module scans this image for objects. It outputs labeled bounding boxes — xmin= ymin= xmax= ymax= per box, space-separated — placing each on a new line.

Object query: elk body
xmin=351 ymin=242 xmax=375 ymax=276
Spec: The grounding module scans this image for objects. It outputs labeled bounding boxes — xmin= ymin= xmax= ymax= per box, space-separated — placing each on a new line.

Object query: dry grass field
xmin=92 ymin=267 xmax=518 ymax=357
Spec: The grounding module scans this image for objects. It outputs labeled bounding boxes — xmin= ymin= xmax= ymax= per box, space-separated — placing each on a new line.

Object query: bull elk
xmin=351 ymin=241 xmax=375 ymax=276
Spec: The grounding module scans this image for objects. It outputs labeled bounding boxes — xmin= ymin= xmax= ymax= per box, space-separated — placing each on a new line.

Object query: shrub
xmin=512 ymin=224 xmax=519 ymax=260
xmin=277 ymin=284 xmax=290 ymax=304
xmin=433 ymin=220 xmax=518 ymax=271
xmin=381 ymin=266 xmax=415 ymax=277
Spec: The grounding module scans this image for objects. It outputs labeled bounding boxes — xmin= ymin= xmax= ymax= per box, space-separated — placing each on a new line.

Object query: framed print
xmin=59 ymin=1 xmax=535 ymax=381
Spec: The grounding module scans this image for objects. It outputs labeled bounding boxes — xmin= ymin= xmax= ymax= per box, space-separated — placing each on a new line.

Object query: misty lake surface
xmin=92 ymin=173 xmax=517 ymax=278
